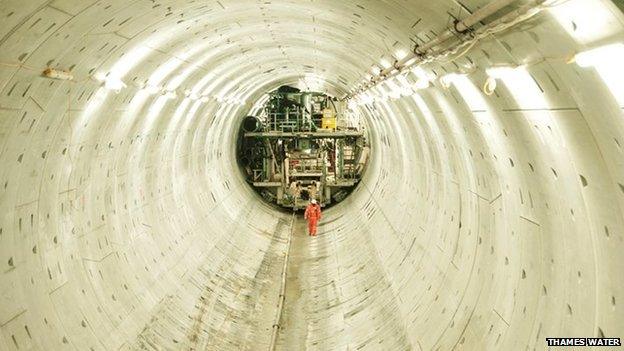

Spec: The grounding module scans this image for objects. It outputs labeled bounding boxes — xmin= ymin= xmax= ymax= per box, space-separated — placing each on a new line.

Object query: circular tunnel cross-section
xmin=0 ymin=0 xmax=623 ymax=350
xmin=237 ymin=86 xmax=370 ymax=210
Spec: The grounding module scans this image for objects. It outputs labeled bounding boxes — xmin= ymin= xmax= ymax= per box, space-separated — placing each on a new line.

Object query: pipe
xmin=352 ymin=0 xmax=547 ymax=96
xmin=243 ymin=115 xmax=263 ymax=132
xmin=411 ymin=0 xmax=517 ymax=58
xmin=356 ymin=0 xmax=526 ymax=92
xmin=455 ymin=0 xmax=516 ymax=32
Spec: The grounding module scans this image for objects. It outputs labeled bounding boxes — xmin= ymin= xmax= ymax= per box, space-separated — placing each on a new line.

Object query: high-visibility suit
xmin=304 ymin=203 xmax=322 ymax=236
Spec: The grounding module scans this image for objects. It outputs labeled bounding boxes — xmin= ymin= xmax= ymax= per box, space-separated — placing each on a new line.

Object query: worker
xmin=304 ymin=199 xmax=322 ymax=236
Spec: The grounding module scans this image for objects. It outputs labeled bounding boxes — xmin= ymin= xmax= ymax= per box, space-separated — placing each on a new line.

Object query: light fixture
xmin=483 ymin=77 xmax=497 ymax=95
xmin=42 ymin=68 xmax=73 ymax=81
xmin=486 ymin=65 xmax=522 ymax=79
xmin=395 ymin=75 xmax=414 ymax=96
xmin=347 ymin=99 xmax=357 ymax=110
xmin=446 ymin=74 xmax=488 ymax=111
xmin=384 ymin=80 xmax=402 ymax=99
xmin=571 ymin=43 xmax=624 ymax=106
xmin=549 ymin=0 xmax=614 ymax=43
xmin=108 ymin=46 xmax=152 ymax=79
xmin=371 ymin=66 xmax=381 ymax=75
xmin=410 ymin=66 xmax=427 ymax=77
xmin=394 ymin=49 xmax=408 ymax=60
xmin=486 ymin=65 xmax=545 ymax=108
xmin=380 ymin=58 xmax=392 ymax=69
xmin=410 ymin=67 xmax=432 ymax=89
xmin=101 ymin=75 xmax=126 ymax=91
xmin=357 ymin=92 xmax=373 ymax=105
xmin=371 ymin=85 xmax=387 ymax=101
xmin=439 ymin=73 xmax=463 ymax=88
xmin=413 ymin=79 xmax=430 ymax=90
xmin=573 ymin=43 xmax=624 ymax=67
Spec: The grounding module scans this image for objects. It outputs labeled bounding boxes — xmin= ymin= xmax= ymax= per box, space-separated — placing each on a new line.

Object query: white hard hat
xmin=311 ymin=199 xmax=317 ymax=204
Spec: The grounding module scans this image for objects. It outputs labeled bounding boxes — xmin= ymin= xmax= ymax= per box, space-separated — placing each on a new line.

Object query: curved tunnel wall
xmin=0 ymin=0 xmax=623 ymax=350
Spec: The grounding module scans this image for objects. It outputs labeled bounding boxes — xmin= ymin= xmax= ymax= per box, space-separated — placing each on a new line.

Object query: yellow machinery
xmin=321 ymin=108 xmax=336 ymax=130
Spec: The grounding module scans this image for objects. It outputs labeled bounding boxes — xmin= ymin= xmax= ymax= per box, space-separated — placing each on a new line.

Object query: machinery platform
xmin=244 ymin=131 xmax=364 ymax=138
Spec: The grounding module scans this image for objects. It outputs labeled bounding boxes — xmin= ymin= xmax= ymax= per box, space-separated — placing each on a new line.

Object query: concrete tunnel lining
xmin=1 ymin=0 xmax=624 ymax=350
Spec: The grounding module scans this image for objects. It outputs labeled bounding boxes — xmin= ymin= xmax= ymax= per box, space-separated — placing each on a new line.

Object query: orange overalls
xmin=304 ymin=204 xmax=322 ymax=236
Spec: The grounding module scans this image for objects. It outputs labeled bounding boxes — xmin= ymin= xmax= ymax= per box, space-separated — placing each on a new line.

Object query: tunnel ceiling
xmin=0 ymin=0 xmax=468 ymax=102
xmin=1 ymin=0 xmax=624 ymax=350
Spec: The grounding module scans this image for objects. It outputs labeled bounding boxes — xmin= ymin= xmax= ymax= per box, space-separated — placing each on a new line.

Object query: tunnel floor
xmin=275 ymin=215 xmax=412 ymax=351
xmin=276 ymin=216 xmax=329 ymax=350
xmin=275 ymin=217 xmax=312 ymax=350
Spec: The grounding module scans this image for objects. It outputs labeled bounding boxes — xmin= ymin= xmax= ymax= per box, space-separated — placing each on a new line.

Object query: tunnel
xmin=1 ymin=0 xmax=624 ymax=350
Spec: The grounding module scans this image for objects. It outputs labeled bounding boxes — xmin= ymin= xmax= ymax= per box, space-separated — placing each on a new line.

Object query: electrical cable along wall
xmin=0 ymin=0 xmax=623 ymax=350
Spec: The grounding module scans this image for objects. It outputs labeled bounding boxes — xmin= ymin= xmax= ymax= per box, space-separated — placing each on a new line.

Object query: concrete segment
xmin=0 ymin=0 xmax=623 ymax=350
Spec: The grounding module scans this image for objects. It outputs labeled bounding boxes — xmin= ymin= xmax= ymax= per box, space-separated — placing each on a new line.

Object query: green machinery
xmin=237 ymin=86 xmax=369 ymax=209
